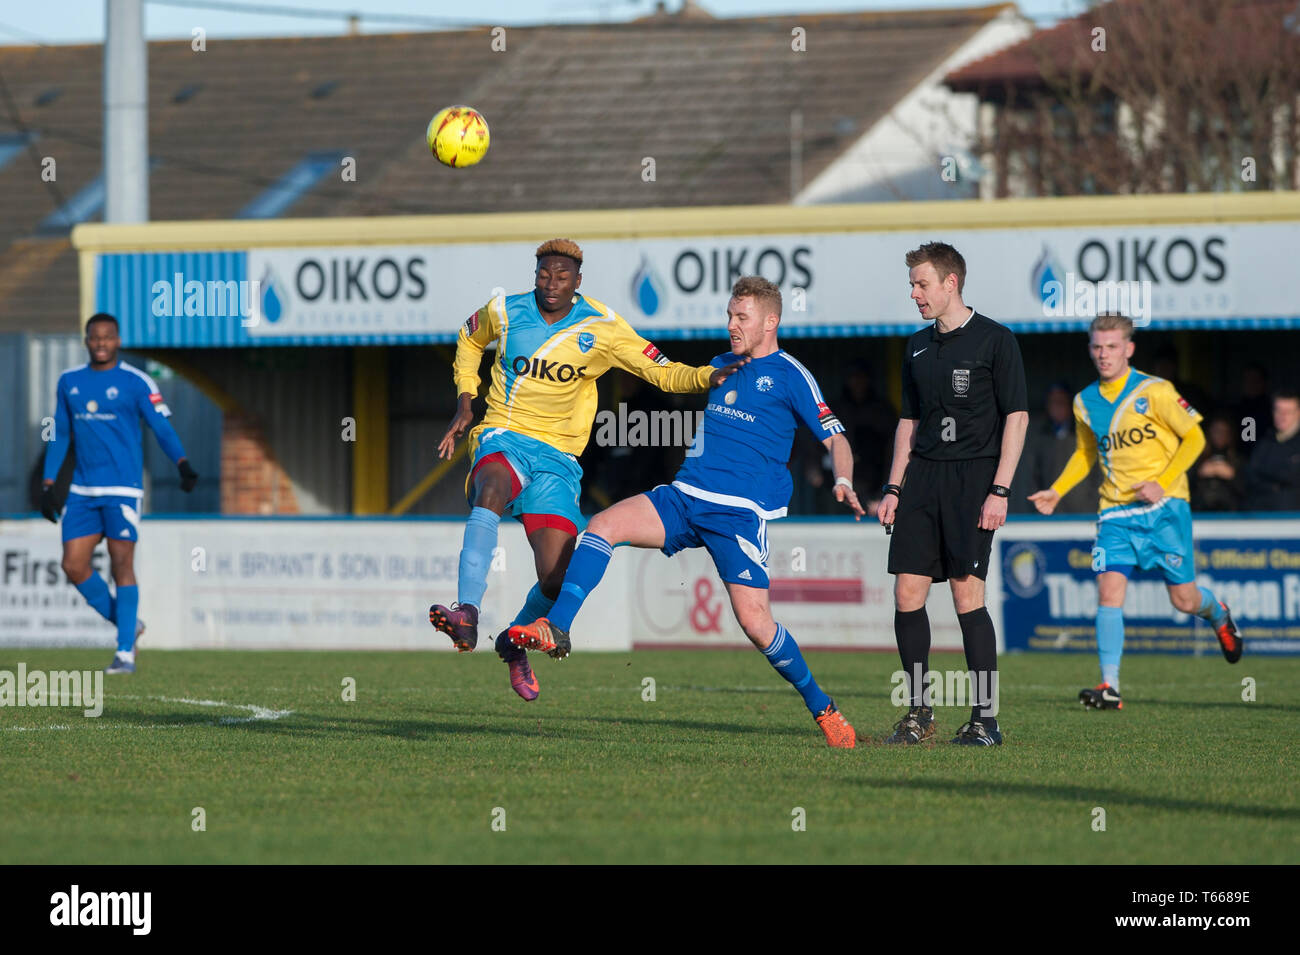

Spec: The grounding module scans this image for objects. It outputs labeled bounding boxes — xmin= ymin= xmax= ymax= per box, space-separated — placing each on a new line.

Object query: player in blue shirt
xmin=509 ymin=277 xmax=865 ymax=747
xmin=40 ymin=313 xmax=199 ymax=674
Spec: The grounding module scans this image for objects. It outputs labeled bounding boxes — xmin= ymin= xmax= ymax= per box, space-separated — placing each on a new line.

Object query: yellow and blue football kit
xmin=1047 ymin=368 xmax=1241 ymax=698
xmin=1051 ymin=368 xmax=1205 ymax=583
xmin=453 ymin=290 xmax=713 ymax=530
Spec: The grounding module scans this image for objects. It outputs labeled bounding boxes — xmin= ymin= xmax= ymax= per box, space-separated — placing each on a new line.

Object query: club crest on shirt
xmin=578 ymin=331 xmax=596 ymax=353
xmin=756 ymin=375 xmax=774 ymax=392
xmin=106 ymin=386 xmax=119 ymax=400
xmin=952 ymin=368 xmax=970 ymax=396
xmin=1135 ymin=396 xmax=1149 ymax=414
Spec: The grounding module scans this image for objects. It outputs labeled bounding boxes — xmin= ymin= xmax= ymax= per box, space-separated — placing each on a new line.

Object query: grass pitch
xmin=3 ymin=649 xmax=1296 ymax=864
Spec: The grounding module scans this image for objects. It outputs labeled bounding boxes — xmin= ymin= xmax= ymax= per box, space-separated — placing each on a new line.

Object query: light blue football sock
xmin=75 ymin=574 xmax=116 ymax=624
xmin=547 ymin=533 xmax=613 ymax=632
xmin=1195 ymin=586 xmax=1228 ymax=626
xmin=1097 ymin=605 xmax=1124 ymax=691
xmin=115 ymin=585 xmax=139 ymax=654
xmin=456 ymin=507 xmax=500 ymax=609
xmin=511 ymin=582 xmax=556 ymax=627
xmin=762 ymin=623 xmax=832 ymax=716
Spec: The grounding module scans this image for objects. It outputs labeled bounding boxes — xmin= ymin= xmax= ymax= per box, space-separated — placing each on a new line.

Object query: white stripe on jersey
xmin=777 ymin=351 xmax=828 ymax=404
xmin=671 ymin=480 xmax=788 ymax=520
xmin=119 ymin=360 xmax=162 ymax=394
xmin=69 ymin=485 xmax=145 ymax=498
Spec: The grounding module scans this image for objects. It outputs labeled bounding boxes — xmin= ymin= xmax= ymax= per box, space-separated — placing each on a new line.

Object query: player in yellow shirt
xmin=1029 ymin=313 xmax=1242 ymax=711
xmin=430 ymin=238 xmax=744 ymax=699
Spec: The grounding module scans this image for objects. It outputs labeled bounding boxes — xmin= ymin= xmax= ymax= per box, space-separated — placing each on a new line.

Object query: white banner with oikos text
xmin=237 ymin=222 xmax=1299 ymax=342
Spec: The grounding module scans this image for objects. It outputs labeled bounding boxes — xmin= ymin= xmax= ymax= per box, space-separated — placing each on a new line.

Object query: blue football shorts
xmin=467 ymin=427 xmax=586 ymax=535
xmin=61 ymin=492 xmax=141 ymax=543
xmin=1093 ymin=496 xmax=1196 ymax=585
xmin=646 ymin=483 xmax=771 ymax=588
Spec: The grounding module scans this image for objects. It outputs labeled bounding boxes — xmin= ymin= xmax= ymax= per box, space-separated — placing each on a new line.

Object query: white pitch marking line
xmin=1 ymin=695 xmax=292 ymax=731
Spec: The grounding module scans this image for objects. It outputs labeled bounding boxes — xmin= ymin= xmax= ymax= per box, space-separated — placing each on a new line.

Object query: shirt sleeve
xmin=899 ymin=352 xmax=920 ymax=420
xmin=789 ymin=363 xmax=845 ymax=439
xmin=136 ymin=375 xmax=187 ymax=463
xmin=1151 ymin=380 xmax=1204 ymax=439
xmin=42 ymin=376 xmax=71 ymax=482
xmin=609 ymin=318 xmax=713 ymax=393
xmin=993 ymin=329 xmax=1029 ymax=415
xmin=453 ymin=300 xmax=500 ymax=397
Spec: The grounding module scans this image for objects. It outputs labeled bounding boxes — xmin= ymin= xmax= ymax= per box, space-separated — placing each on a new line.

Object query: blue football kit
xmin=44 ymin=360 xmax=188 ymax=542
xmin=658 ymin=349 xmax=845 ymax=587
xmin=523 ymin=346 xmax=852 ymax=729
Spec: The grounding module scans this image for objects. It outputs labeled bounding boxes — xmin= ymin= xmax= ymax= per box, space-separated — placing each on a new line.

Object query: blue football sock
xmin=761 ymin=623 xmax=832 ymax=716
xmin=511 ymin=582 xmax=556 ymax=627
xmin=1097 ymin=605 xmax=1124 ymax=691
xmin=115 ymin=585 xmax=139 ymax=654
xmin=456 ymin=507 xmax=500 ymax=609
xmin=75 ymin=574 xmax=116 ymax=624
xmin=547 ymin=533 xmax=613 ymax=632
xmin=1195 ymin=586 xmax=1228 ymax=626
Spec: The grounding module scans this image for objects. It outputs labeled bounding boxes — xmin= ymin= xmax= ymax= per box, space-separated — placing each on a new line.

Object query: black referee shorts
xmin=887 ymin=456 xmax=998 ymax=582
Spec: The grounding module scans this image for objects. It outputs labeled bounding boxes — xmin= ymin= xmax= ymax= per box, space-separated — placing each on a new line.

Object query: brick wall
xmin=220 ymin=410 xmax=300 ymax=515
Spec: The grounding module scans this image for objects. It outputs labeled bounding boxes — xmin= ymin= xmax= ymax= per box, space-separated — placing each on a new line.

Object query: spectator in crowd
xmin=1150 ymin=347 xmax=1211 ymax=419
xmin=1011 ymin=383 xmax=1101 ymax=514
xmin=1191 ymin=414 xmax=1244 ymax=511
xmin=1245 ymin=390 xmax=1300 ymax=511
xmin=1232 ymin=362 xmax=1273 ymax=458
xmin=800 ymin=359 xmax=896 ymax=515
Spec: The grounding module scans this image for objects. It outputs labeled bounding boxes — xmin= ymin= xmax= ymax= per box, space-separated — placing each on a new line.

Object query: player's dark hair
xmin=905 ymin=242 xmax=966 ymax=294
xmin=1274 ymin=388 xmax=1300 ymax=404
xmin=535 ymin=238 xmax=583 ymax=269
xmin=731 ymin=276 xmax=782 ymax=318
xmin=85 ymin=313 xmax=119 ymax=332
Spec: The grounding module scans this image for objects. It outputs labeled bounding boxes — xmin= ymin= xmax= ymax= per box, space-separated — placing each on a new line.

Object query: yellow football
xmin=427 ymin=106 xmax=490 ymax=168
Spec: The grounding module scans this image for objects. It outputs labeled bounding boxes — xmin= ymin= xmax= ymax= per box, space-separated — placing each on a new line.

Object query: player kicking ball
xmin=41 ymin=313 xmax=199 ymax=674
xmin=509 ymin=277 xmax=865 ymax=747
xmin=430 ymin=239 xmax=743 ymax=700
xmin=1029 ymin=313 xmax=1242 ymax=711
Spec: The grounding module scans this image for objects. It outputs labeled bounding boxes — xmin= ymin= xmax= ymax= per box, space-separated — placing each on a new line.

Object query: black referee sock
xmin=894 ymin=607 xmax=931 ymax=708
xmin=957 ymin=607 xmax=999 ymax=729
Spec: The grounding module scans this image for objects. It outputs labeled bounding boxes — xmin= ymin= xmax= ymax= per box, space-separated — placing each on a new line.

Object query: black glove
xmin=40 ymin=484 xmax=60 ymax=523
xmin=178 ymin=459 xmax=199 ymax=493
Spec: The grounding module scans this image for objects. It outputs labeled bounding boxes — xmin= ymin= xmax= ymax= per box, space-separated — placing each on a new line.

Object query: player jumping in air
xmin=1029 ymin=313 xmax=1242 ymax=710
xmin=431 ymin=239 xmax=743 ymax=700
xmin=509 ymin=277 xmax=866 ymax=748
xmin=40 ymin=313 xmax=199 ymax=674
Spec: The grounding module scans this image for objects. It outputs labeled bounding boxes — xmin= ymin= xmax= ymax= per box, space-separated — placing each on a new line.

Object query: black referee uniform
xmin=889 ymin=310 xmax=1028 ymax=580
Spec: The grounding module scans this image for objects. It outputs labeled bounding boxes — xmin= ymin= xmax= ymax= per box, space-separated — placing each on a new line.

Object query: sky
xmin=0 ymin=0 xmax=1088 ymax=46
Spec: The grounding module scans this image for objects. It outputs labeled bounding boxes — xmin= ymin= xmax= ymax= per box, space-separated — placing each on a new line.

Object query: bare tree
xmin=962 ymin=0 xmax=1300 ymax=196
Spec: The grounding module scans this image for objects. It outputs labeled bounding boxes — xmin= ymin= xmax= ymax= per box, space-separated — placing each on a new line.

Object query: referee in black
xmin=877 ymin=242 xmax=1028 ymax=746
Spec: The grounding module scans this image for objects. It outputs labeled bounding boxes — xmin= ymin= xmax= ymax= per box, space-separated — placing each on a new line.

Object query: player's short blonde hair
xmin=535 ymin=238 xmax=583 ymax=267
xmin=730 ymin=276 xmax=782 ymax=318
xmin=1090 ymin=312 xmax=1134 ymax=339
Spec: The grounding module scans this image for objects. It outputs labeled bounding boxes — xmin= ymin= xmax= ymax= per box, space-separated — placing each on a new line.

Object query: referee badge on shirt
xmin=952 ymin=368 xmax=971 ymax=396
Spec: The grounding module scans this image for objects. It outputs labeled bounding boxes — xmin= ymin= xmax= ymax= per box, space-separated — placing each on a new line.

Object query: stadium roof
xmin=0 ymin=3 xmax=1015 ymax=333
